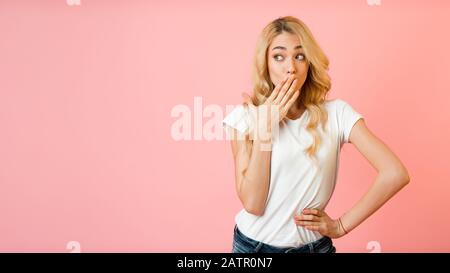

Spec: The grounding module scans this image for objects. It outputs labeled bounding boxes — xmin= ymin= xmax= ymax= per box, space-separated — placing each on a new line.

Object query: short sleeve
xmin=336 ymin=99 xmax=364 ymax=144
xmin=222 ymin=105 xmax=251 ymax=134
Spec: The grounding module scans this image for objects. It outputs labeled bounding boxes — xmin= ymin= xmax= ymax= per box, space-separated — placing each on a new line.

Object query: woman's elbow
xmin=238 ymin=187 xmax=266 ymax=216
xmin=397 ymin=166 xmax=411 ymax=185
xmin=386 ymin=167 xmax=410 ymax=186
xmin=245 ymin=207 xmax=265 ymax=216
xmin=402 ymin=171 xmax=411 ymax=185
xmin=243 ymin=202 xmax=266 ymax=216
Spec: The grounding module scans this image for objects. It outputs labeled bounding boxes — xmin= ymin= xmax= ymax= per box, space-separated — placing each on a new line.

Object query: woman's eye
xmin=273 ymin=54 xmax=305 ymax=61
xmin=296 ymin=54 xmax=305 ymax=61
xmin=274 ymin=55 xmax=283 ymax=61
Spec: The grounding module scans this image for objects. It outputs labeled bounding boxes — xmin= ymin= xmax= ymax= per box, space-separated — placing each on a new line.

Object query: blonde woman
xmin=223 ymin=16 xmax=410 ymax=253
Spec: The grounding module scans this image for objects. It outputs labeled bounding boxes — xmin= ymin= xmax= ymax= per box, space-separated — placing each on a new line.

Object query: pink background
xmin=1 ymin=0 xmax=449 ymax=252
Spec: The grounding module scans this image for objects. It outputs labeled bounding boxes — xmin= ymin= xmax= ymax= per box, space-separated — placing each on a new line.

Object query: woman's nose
xmin=287 ymin=62 xmax=296 ymax=74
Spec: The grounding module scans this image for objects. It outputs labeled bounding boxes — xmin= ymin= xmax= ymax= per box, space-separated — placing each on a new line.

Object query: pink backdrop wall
xmin=1 ymin=0 xmax=449 ymax=252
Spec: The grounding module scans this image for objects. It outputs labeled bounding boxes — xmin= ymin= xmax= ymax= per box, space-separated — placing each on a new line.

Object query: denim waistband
xmin=233 ymin=224 xmax=332 ymax=253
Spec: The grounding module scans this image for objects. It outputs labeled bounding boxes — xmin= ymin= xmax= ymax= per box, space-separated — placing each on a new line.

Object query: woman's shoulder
xmin=323 ymin=98 xmax=354 ymax=112
xmin=223 ymin=104 xmax=248 ymax=121
xmin=323 ymin=98 xmax=364 ymax=143
xmin=324 ymin=98 xmax=346 ymax=107
xmin=222 ymin=104 xmax=251 ymax=134
xmin=322 ymin=98 xmax=362 ymax=124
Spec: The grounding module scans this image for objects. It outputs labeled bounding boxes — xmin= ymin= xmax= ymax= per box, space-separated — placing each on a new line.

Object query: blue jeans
xmin=231 ymin=225 xmax=336 ymax=253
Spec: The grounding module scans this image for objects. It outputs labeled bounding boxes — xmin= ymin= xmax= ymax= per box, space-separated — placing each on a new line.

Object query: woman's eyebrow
xmin=271 ymin=45 xmax=303 ymax=51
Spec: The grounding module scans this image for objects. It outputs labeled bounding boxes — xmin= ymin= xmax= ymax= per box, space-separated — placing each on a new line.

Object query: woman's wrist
xmin=337 ymin=217 xmax=349 ymax=237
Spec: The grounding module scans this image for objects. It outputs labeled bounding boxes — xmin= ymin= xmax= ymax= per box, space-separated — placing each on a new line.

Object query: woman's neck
xmin=286 ymin=102 xmax=306 ymax=120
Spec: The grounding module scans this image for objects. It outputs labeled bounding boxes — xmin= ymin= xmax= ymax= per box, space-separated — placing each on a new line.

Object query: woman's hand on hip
xmin=294 ymin=208 xmax=346 ymax=239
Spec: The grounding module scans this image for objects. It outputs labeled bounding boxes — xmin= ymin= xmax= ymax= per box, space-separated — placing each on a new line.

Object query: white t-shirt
xmin=222 ymin=99 xmax=364 ymax=248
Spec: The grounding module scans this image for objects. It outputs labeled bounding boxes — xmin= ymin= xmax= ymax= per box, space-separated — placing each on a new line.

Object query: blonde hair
xmin=245 ymin=16 xmax=331 ymax=163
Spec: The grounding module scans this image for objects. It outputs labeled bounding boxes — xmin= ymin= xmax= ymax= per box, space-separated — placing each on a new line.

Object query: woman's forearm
xmin=339 ymin=170 xmax=410 ymax=234
xmin=240 ymin=140 xmax=272 ymax=216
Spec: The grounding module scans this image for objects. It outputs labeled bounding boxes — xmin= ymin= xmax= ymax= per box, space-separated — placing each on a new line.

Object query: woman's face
xmin=267 ymin=32 xmax=309 ymax=92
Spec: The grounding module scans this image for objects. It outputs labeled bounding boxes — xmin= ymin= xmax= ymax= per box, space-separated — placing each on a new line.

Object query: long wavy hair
xmin=245 ymin=16 xmax=331 ymax=163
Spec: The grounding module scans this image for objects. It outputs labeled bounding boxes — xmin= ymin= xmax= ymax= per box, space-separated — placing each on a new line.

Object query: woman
xmin=223 ymin=16 xmax=410 ymax=253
